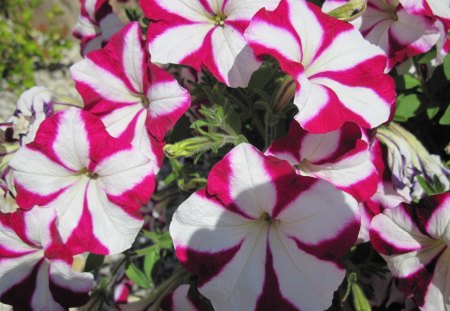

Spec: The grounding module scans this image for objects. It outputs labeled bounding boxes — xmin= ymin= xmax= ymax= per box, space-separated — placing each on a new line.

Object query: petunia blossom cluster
xmin=0 ymin=0 xmax=449 ymax=310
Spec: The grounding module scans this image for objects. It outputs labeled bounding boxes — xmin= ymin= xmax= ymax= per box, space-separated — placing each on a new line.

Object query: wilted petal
xmin=369 ymin=195 xmax=450 ymax=310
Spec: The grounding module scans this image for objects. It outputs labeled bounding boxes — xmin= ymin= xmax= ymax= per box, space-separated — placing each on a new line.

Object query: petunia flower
xmin=266 ymin=121 xmax=378 ymax=202
xmin=0 ymin=207 xmax=93 ymax=310
xmin=370 ymin=193 xmax=450 ymax=311
xmin=170 ymin=143 xmax=360 ymax=311
xmin=399 ymin=0 xmax=450 ymax=62
xmin=399 ymin=0 xmax=450 ymax=28
xmin=9 ymin=108 xmax=156 ymax=255
xmin=323 ymin=0 xmax=441 ymax=70
xmin=376 ymin=122 xmax=450 ymax=202
xmin=73 ymin=0 xmax=125 ymax=56
xmin=245 ymin=0 xmax=395 ymax=133
xmin=71 ymin=22 xmax=190 ymax=171
xmin=139 ymin=0 xmax=281 ymax=87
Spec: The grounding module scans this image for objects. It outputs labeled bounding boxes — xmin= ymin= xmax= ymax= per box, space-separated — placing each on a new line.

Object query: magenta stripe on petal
xmin=64 ymin=188 xmax=109 ymax=255
xmin=397 ymin=249 xmax=444 ymax=307
xmin=175 ymin=242 xmax=243 ymax=287
xmin=290 ymin=220 xmax=360 ymax=266
xmin=0 ymin=260 xmax=42 ymax=309
xmin=255 ymin=243 xmax=298 ymax=311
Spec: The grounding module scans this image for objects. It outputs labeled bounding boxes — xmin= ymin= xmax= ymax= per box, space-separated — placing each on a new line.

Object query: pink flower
xmin=245 ymin=0 xmax=395 ymax=133
xmin=267 ymin=121 xmax=379 ymax=202
xmin=370 ymin=193 xmax=450 ymax=311
xmin=71 ymin=22 xmax=190 ymax=171
xmin=73 ymin=0 xmax=125 ymax=56
xmin=0 ymin=207 xmax=93 ymax=310
xmin=140 ymin=0 xmax=281 ymax=87
xmin=323 ymin=0 xmax=441 ymax=70
xmin=170 ymin=143 xmax=360 ymax=310
xmin=9 ymin=108 xmax=156 ymax=255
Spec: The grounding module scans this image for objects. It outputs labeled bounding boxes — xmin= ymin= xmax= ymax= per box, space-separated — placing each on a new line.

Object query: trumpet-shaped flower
xmin=9 ymin=108 xmax=156 ymax=255
xmin=376 ymin=122 xmax=450 ymax=202
xmin=139 ymin=0 xmax=281 ymax=87
xmin=370 ymin=193 xmax=450 ymax=311
xmin=323 ymin=0 xmax=441 ymax=70
xmin=73 ymin=0 xmax=125 ymax=56
xmin=170 ymin=143 xmax=360 ymax=311
xmin=399 ymin=0 xmax=450 ymax=61
xmin=0 ymin=207 xmax=93 ymax=310
xmin=245 ymin=0 xmax=395 ymax=133
xmin=399 ymin=0 xmax=450 ymax=27
xmin=266 ymin=121 xmax=378 ymax=201
xmin=71 ymin=22 xmax=190 ymax=170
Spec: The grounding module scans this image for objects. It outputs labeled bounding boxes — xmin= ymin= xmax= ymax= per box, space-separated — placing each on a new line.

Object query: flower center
xmin=214 ymin=14 xmax=226 ymax=27
xmin=381 ymin=0 xmax=399 ymax=21
xmin=260 ymin=212 xmax=274 ymax=223
xmin=77 ymin=167 xmax=99 ymax=180
xmin=140 ymin=94 xmax=150 ymax=108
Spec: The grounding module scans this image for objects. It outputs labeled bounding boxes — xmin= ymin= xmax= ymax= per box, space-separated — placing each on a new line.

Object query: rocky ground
xmin=0 ymin=0 xmax=81 ymax=122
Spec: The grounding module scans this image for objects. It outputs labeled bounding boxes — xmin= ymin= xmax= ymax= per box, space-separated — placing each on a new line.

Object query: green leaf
xmin=417 ymin=175 xmax=435 ymax=195
xmin=144 ymin=247 xmax=160 ymax=283
xmin=394 ymin=94 xmax=421 ymax=122
xmin=351 ymin=282 xmax=372 ymax=311
xmin=125 ymin=262 xmax=150 ymax=289
xmin=417 ymin=49 xmax=437 ymax=64
xmin=143 ymin=231 xmax=173 ymax=249
xmin=427 ymin=106 xmax=440 ymax=120
xmin=225 ymin=106 xmax=242 ymax=134
xmin=84 ymin=253 xmax=105 ymax=272
xmin=439 ymin=104 xmax=450 ymax=125
xmin=433 ymin=175 xmax=446 ymax=194
xmin=444 ymin=53 xmax=450 ymax=80
xmin=248 ymin=62 xmax=276 ymax=91
xmin=394 ymin=75 xmax=420 ymax=90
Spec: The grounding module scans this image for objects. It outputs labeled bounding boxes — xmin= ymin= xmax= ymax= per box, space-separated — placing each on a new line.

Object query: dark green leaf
xmin=444 ymin=53 xmax=450 ymax=80
xmin=248 ymin=62 xmax=276 ymax=91
xmin=394 ymin=75 xmax=420 ymax=90
xmin=225 ymin=106 xmax=242 ymax=134
xmin=84 ymin=253 xmax=104 ymax=272
xmin=439 ymin=104 xmax=450 ymax=125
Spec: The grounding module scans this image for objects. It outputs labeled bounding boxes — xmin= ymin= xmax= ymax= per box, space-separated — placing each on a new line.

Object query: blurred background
xmin=0 ymin=0 xmax=82 ymax=120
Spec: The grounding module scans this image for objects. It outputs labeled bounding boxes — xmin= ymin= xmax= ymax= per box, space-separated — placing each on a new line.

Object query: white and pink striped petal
xmin=0 ymin=207 xmax=93 ymax=310
xmin=267 ymin=122 xmax=378 ymax=202
xmin=140 ymin=0 xmax=280 ymax=87
xmin=324 ymin=0 xmax=441 ymax=70
xmin=245 ymin=0 xmax=395 ymax=133
xmin=370 ymin=194 xmax=450 ymax=310
xmin=9 ymin=108 xmax=156 ymax=255
xmin=71 ymin=22 xmax=189 ymax=170
xmin=170 ymin=143 xmax=360 ymax=311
